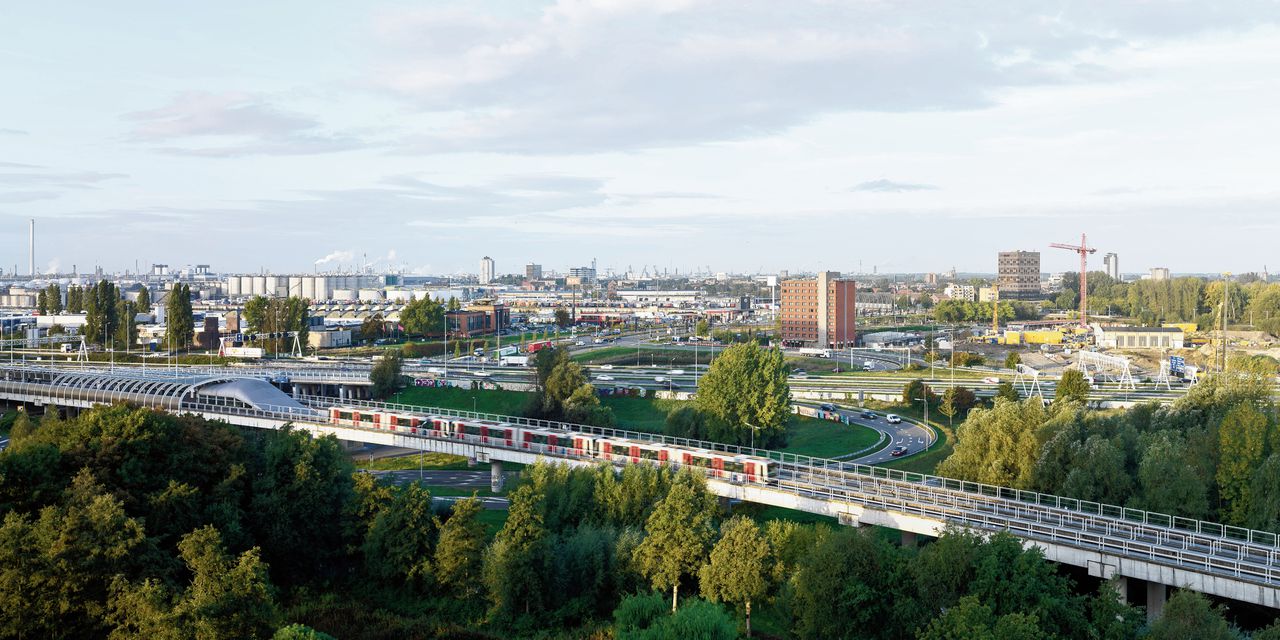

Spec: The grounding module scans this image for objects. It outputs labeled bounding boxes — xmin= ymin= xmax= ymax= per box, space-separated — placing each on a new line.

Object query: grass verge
xmin=354 ymin=452 xmax=474 ymax=471
xmin=780 ymin=415 xmax=881 ymax=458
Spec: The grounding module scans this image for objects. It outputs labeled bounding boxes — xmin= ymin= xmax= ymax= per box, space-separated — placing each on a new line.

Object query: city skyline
xmin=2 ymin=2 xmax=1278 ymax=274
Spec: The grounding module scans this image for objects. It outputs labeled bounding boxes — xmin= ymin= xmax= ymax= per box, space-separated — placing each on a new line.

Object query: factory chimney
xmin=29 ymin=219 xmax=35 ymax=277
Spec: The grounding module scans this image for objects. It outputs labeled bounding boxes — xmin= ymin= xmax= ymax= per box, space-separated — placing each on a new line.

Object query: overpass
xmin=1 ymin=365 xmax=1279 ymax=617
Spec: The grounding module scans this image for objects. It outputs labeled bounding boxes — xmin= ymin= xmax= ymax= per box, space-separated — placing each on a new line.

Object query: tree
xmin=1054 ymin=369 xmax=1090 ymax=406
xmin=1217 ymin=403 xmax=1271 ymax=525
xmin=116 ymin=299 xmax=138 ymax=350
xmin=273 ymin=625 xmax=336 ymax=640
xmin=434 ymin=497 xmax=487 ymax=597
xmin=1136 ymin=431 xmax=1209 ymax=519
xmin=694 ymin=342 xmax=791 ymax=446
xmin=362 ymin=483 xmax=436 ymax=587
xmin=903 ymin=378 xmax=938 ymax=406
xmin=172 ymin=525 xmax=281 ymax=639
xmin=699 ymin=516 xmax=771 ymax=637
xmin=400 ymin=295 xmax=444 ymax=337
xmin=1004 ymin=352 xmax=1021 ymax=370
xmin=447 ymin=296 xmax=461 ymax=311
xmin=554 ymin=307 xmax=571 ymax=328
xmin=918 ymin=596 xmax=1047 ymax=640
xmin=938 ymin=398 xmax=1050 ymax=489
xmin=636 ymin=476 xmax=718 ymax=612
xmin=695 ymin=319 xmax=710 ymax=337
xmin=790 ymin=526 xmax=898 ymax=640
xmin=995 ymin=382 xmax=1021 ymax=402
xmin=1145 ymin=590 xmax=1235 ymax=640
xmin=84 ymin=279 xmax=121 ymax=347
xmin=165 ymin=283 xmax=195 ymax=352
xmin=361 ymin=313 xmax=387 ymax=343
xmin=135 ymin=286 xmax=151 ymax=314
xmin=370 ymin=351 xmax=405 ymax=399
xmin=483 ymin=485 xmax=549 ymax=619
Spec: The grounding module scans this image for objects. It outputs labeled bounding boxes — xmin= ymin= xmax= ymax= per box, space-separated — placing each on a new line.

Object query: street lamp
xmin=915 ymin=396 xmax=929 ymax=427
xmin=744 ymin=421 xmax=759 ymax=450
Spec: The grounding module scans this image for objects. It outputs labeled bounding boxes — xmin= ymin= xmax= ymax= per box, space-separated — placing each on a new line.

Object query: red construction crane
xmin=1050 ymin=233 xmax=1097 ymax=328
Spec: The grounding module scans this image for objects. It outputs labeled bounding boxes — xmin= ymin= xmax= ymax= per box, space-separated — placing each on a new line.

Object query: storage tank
xmin=301 ymin=277 xmax=316 ymax=301
xmin=358 ymin=289 xmax=385 ymax=302
xmin=332 ymin=288 xmax=356 ymax=301
xmin=252 ymin=276 xmax=267 ymax=296
xmin=238 ymin=276 xmax=253 ymax=296
xmin=272 ymin=276 xmax=287 ymax=297
xmin=288 ymin=277 xmax=303 ymax=298
xmin=227 ymin=277 xmax=242 ymax=297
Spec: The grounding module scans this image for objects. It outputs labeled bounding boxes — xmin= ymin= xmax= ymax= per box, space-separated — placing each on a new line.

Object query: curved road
xmin=795 ymin=402 xmax=935 ymax=464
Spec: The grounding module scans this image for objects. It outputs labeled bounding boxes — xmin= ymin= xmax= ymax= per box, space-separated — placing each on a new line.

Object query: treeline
xmin=1054 ymin=271 xmax=1280 ymax=333
xmin=662 ymin=342 xmax=790 ymax=447
xmin=939 ymin=360 xmax=1280 ymax=530
xmin=2 ymin=405 xmax=1277 ymax=638
xmin=932 ymin=299 xmax=1038 ymax=323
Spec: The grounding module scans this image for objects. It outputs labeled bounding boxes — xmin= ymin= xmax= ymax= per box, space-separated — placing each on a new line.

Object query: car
xmin=863 ymin=361 xmax=875 ymax=371
xmin=599 ymin=364 xmax=614 ymax=370
xmin=886 ymin=414 xmax=903 ymax=424
xmin=654 ymin=376 xmax=667 ymax=382
xmin=474 ymin=371 xmax=492 ymax=377
xmin=890 ymin=446 xmax=908 ymax=457
xmin=819 ymin=403 xmax=836 ymax=412
xmin=596 ymin=375 xmax=615 ymax=381
xmin=575 ymin=340 xmax=586 ymax=346
xmin=789 ymin=371 xmax=807 ymax=378
xmin=860 ymin=410 xmax=877 ymax=420
xmin=593 ymin=338 xmax=605 ymax=344
xmin=669 ymin=369 xmax=685 ymax=375
xmin=426 ymin=367 xmax=445 ymax=374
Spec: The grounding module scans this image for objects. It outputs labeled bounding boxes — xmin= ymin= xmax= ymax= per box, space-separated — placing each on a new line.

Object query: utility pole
xmin=1220 ymin=272 xmax=1231 ymax=372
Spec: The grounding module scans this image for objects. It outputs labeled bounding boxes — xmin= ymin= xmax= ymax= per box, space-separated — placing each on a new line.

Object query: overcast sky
xmin=2 ymin=1 xmax=1278 ymax=278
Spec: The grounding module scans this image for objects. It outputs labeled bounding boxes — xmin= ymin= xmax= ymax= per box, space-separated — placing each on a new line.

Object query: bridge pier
xmin=490 ymin=460 xmax=504 ymax=492
xmin=1112 ymin=577 xmax=1129 ymax=604
xmin=1146 ymin=582 xmax=1167 ymax=621
xmin=900 ymin=531 xmax=917 ymax=548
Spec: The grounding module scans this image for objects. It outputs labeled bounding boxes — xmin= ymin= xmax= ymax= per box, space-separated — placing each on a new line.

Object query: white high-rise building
xmin=1103 ymin=253 xmax=1120 ymax=280
xmin=479 ymin=256 xmax=495 ymax=284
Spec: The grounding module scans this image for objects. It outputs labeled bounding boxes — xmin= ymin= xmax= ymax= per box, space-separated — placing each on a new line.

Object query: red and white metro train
xmin=328 ymin=406 xmax=776 ymax=484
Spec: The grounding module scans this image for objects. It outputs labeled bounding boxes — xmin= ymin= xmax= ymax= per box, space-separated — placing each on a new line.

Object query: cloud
xmin=370 ymin=1 xmax=1271 ymax=154
xmin=0 ymin=164 xmax=127 ymax=204
xmin=315 ymin=250 xmax=355 ymax=266
xmin=851 ymin=179 xmax=940 ymax=193
xmin=124 ymin=91 xmax=368 ymax=157
xmin=0 ymin=129 xmax=27 ymax=136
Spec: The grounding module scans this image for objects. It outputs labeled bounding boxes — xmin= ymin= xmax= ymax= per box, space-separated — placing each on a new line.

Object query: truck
xmin=526 ymin=340 xmax=553 ymax=354
xmin=501 ymin=355 xmax=530 ymax=367
xmin=798 ymin=347 xmax=833 ymax=358
xmin=496 ymin=345 xmax=519 ymax=357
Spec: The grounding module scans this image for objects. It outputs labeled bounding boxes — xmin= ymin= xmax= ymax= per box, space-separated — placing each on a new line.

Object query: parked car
xmin=886 ymin=414 xmax=903 ymax=424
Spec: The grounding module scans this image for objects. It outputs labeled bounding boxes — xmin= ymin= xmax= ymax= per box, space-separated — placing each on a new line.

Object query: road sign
xmin=1170 ymin=355 xmax=1185 ymax=375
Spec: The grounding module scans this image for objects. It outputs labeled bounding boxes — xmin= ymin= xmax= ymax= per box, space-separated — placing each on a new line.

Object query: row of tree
xmin=939 ymin=361 xmax=1280 ymax=530
xmin=932 ymin=299 xmax=1039 ymax=323
xmin=2 ymin=405 xmax=1275 ymax=638
xmin=242 ymin=295 xmax=310 ymax=353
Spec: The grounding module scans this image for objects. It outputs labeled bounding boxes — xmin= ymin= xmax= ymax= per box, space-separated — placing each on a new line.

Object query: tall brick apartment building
xmin=780 ymin=271 xmax=856 ymax=348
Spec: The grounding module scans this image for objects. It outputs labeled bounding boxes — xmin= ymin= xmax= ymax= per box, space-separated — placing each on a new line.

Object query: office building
xmin=479 ymin=256 xmax=495 ymax=285
xmin=525 ymin=263 xmax=542 ymax=280
xmin=569 ymin=266 xmax=597 ymax=284
xmin=944 ymin=283 xmax=976 ymax=301
xmin=779 ymin=271 xmax=856 ymax=348
xmin=1103 ymin=253 xmax=1120 ymax=280
xmin=1150 ymin=267 xmax=1170 ymax=281
xmin=997 ymin=250 xmax=1041 ymax=300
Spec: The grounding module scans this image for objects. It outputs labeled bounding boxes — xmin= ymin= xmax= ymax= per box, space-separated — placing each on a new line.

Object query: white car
xmin=599 ymin=364 xmax=614 ymax=370
xmin=886 ymin=414 xmax=903 ymax=424
xmin=575 ymin=340 xmax=586 ymax=346
xmin=597 ymin=375 xmax=615 ymax=381
xmin=654 ymin=376 xmax=667 ymax=382
xmin=669 ymin=369 xmax=685 ymax=375
xmin=474 ymin=371 xmax=492 ymax=377
xmin=426 ymin=367 xmax=445 ymax=374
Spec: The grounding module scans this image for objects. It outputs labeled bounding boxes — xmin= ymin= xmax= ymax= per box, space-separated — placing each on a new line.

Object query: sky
xmin=1 ymin=1 xmax=1279 ymax=278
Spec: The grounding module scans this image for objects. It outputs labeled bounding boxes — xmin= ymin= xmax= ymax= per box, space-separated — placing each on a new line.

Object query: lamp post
xmin=744 ymin=421 xmax=759 ymax=451
xmin=915 ymin=396 xmax=929 ymax=428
